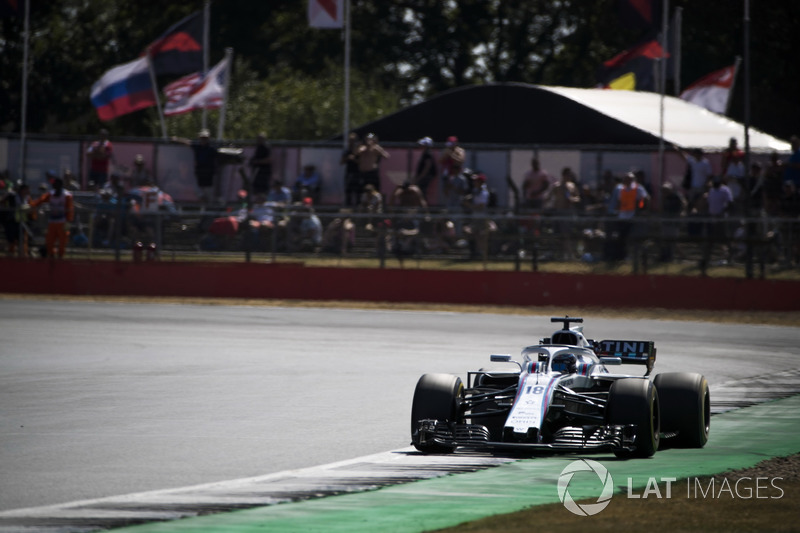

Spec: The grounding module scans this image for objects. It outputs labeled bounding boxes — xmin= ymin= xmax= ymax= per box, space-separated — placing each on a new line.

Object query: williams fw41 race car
xmin=411 ymin=316 xmax=710 ymax=457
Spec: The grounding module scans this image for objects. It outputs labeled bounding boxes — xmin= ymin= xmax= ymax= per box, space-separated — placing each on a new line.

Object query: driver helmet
xmin=551 ymin=353 xmax=578 ymax=374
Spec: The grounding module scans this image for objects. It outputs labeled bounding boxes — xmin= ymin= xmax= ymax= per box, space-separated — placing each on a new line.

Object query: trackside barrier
xmin=1 ymin=259 xmax=799 ymax=311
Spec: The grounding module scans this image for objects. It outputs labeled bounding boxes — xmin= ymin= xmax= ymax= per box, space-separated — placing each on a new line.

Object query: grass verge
xmin=432 ymin=454 xmax=800 ymax=533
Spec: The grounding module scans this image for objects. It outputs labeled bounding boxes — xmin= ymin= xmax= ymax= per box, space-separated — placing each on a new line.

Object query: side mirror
xmin=490 ymin=354 xmax=512 ymax=363
xmin=599 ymin=356 xmax=622 ymax=365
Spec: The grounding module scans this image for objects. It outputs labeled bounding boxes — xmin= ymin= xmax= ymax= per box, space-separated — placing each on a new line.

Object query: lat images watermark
xmin=558 ymin=459 xmax=785 ymax=516
xmin=557 ymin=459 xmax=614 ymax=516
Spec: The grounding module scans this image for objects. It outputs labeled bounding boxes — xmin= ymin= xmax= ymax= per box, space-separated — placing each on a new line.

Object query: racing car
xmin=411 ymin=316 xmax=710 ymax=457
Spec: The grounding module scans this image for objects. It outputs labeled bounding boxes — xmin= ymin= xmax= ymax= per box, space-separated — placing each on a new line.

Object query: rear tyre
xmin=654 ymin=372 xmax=710 ymax=448
xmin=606 ymin=378 xmax=660 ymax=458
xmin=410 ymin=373 xmax=463 ymax=454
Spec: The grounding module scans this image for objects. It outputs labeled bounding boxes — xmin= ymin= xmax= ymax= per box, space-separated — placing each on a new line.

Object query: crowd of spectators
xmin=2 ymin=131 xmax=800 ymax=268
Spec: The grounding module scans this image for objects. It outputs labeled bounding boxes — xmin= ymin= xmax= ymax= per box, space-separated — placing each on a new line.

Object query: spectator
xmin=267 ymin=179 xmax=292 ymax=205
xmin=463 ymin=172 xmax=495 ymax=259
xmin=2 ymin=181 xmax=34 ymax=257
xmin=392 ymin=180 xmax=427 ymax=210
xmin=357 ymin=133 xmax=389 ymax=192
xmin=414 ymin=137 xmax=437 ymax=202
xmin=321 ymin=214 xmax=355 ymax=254
xmin=93 ymin=188 xmax=124 ymax=248
xmin=172 ymin=129 xmax=218 ymax=203
xmin=438 ymin=136 xmax=466 ymax=185
xmin=250 ymin=132 xmax=272 ymax=196
xmin=100 ymin=173 xmax=126 ymax=199
xmin=128 ymin=154 xmax=153 ymax=187
xmin=551 ymin=167 xmax=582 ymax=260
xmin=607 ymin=171 xmax=649 ymax=261
xmin=743 ymin=162 xmax=765 ymax=214
xmin=659 ymin=182 xmax=687 ymax=262
xmin=706 ymin=176 xmax=735 ymax=261
xmin=286 ymin=198 xmax=323 ymax=252
xmin=444 ymin=162 xmax=471 ymax=235
xmin=86 ymin=129 xmax=114 ymax=186
xmin=764 ymin=151 xmax=785 ymax=216
xmin=681 ymin=148 xmax=713 ymax=204
xmin=784 ymin=135 xmax=800 ymax=188
xmin=30 ymin=172 xmax=74 ymax=259
xmin=358 ymin=183 xmax=383 ymax=232
xmin=129 ymin=178 xmax=176 ymax=244
xmin=721 ymin=137 xmax=746 ymax=198
xmin=707 ymin=176 xmax=734 ymax=217
xmin=341 ymin=132 xmax=361 ymax=207
xmin=551 ymin=167 xmax=582 ymax=214
xmin=521 ymin=158 xmax=552 ymax=209
xmin=294 ymin=164 xmax=321 ymax=204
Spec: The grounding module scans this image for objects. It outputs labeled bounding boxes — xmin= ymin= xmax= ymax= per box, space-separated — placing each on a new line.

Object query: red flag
xmin=598 ymin=39 xmax=668 ymax=92
xmin=308 ymin=0 xmax=343 ymax=29
xmin=145 ymin=11 xmax=203 ymax=75
xmin=680 ymin=65 xmax=737 ymax=115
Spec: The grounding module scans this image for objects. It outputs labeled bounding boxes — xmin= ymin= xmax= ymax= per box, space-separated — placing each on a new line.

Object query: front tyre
xmin=410 ymin=373 xmax=463 ymax=454
xmin=654 ymin=372 xmax=710 ymax=448
xmin=606 ymin=378 xmax=660 ymax=458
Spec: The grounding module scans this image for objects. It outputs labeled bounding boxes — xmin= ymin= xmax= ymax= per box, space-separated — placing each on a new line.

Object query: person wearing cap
xmin=86 ymin=129 xmax=114 ymax=187
xmin=171 ymin=129 xmax=218 ymax=203
xmin=128 ymin=154 xmax=153 ymax=187
xmin=30 ymin=172 xmax=74 ymax=259
xmin=356 ymin=133 xmax=389 ymax=193
xmin=413 ymin=137 xmax=437 ymax=202
xmin=294 ymin=164 xmax=321 ymax=204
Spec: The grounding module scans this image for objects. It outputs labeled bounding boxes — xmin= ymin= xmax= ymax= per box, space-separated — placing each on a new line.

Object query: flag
xmin=145 ymin=11 xmax=203 ymax=75
xmin=617 ymin=0 xmax=662 ymax=32
xmin=680 ymin=64 xmax=737 ymax=115
xmin=597 ymin=39 xmax=667 ymax=92
xmin=308 ymin=0 xmax=343 ymax=29
xmin=91 ymin=57 xmax=156 ymax=121
xmin=163 ymin=57 xmax=229 ymax=116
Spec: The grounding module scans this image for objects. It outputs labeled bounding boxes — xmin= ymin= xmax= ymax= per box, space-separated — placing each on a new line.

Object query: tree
xmin=1 ymin=0 xmax=797 ymax=141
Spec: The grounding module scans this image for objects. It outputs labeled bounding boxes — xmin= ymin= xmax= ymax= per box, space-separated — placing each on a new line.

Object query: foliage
xmin=1 ymin=0 xmax=797 ymax=140
xmin=159 ymin=58 xmax=402 ymax=141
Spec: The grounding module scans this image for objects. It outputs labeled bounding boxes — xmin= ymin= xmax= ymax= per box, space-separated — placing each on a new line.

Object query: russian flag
xmin=90 ymin=57 xmax=156 ymax=121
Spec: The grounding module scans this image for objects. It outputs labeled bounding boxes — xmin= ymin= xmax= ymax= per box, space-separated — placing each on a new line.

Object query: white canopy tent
xmin=541 ymin=86 xmax=790 ymax=153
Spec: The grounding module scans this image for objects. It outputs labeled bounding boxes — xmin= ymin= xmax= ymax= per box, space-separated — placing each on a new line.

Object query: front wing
xmin=413 ymin=420 xmax=639 ymax=453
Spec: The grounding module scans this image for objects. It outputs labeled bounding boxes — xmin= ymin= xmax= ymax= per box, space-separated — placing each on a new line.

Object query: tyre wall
xmin=1 ymin=259 xmax=798 ymax=311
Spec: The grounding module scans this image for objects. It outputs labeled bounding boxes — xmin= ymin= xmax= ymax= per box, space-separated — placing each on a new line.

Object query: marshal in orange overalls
xmin=31 ymin=180 xmax=74 ymax=259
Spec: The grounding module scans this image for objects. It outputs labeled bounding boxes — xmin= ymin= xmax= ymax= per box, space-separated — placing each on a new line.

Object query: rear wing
xmin=595 ymin=340 xmax=656 ymax=375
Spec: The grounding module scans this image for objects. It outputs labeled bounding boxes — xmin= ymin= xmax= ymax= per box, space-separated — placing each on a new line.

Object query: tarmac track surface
xmin=0 ymin=298 xmax=798 ymax=531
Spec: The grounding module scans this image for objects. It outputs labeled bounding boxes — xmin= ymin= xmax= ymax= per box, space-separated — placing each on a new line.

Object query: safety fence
xmin=2 ymin=199 xmax=798 ymax=279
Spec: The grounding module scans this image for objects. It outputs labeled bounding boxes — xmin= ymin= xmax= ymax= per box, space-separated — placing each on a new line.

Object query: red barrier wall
xmin=1 ymin=259 xmax=798 ymax=311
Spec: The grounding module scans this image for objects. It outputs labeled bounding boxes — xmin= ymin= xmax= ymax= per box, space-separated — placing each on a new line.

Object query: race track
xmin=1 ymin=298 xmax=798 ymax=528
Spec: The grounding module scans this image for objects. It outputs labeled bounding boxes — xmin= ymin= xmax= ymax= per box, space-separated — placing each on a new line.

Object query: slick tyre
xmin=654 ymin=372 xmax=710 ymax=448
xmin=410 ymin=373 xmax=463 ymax=454
xmin=606 ymin=378 xmax=660 ymax=458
